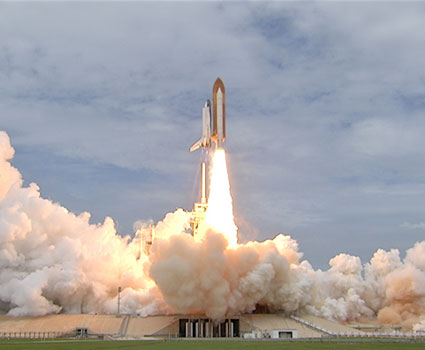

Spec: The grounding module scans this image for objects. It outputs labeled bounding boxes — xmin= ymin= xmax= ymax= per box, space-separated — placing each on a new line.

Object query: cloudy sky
xmin=1 ymin=2 xmax=425 ymax=269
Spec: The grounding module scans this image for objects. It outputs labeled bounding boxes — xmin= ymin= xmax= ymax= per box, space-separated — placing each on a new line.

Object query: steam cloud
xmin=1 ymin=130 xmax=425 ymax=330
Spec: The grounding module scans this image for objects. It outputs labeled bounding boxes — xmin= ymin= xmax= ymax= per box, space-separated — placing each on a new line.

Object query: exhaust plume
xmin=198 ymin=149 xmax=238 ymax=247
xmin=1 ymin=130 xmax=425 ymax=330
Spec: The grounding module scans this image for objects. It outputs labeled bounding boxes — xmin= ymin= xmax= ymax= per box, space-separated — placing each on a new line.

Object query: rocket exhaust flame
xmin=203 ymin=149 xmax=238 ymax=247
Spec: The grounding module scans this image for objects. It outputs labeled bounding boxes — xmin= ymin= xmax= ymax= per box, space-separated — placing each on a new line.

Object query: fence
xmin=0 ymin=331 xmax=69 ymax=339
xmin=290 ymin=315 xmax=425 ymax=339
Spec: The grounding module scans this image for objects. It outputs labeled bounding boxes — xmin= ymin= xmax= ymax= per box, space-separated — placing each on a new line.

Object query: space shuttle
xmin=190 ymin=78 xmax=226 ymax=152
xmin=189 ymin=78 xmax=226 ymax=236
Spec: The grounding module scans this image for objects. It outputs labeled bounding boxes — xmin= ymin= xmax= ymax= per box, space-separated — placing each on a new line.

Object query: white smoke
xmin=1 ymin=130 xmax=425 ymax=330
xmin=0 ymin=131 xmax=162 ymax=316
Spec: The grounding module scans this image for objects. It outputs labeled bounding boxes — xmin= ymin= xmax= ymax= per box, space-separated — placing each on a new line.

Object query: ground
xmin=1 ymin=340 xmax=425 ymax=350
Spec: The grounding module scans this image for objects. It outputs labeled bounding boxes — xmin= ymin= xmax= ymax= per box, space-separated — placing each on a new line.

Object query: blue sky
xmin=1 ymin=2 xmax=425 ymax=269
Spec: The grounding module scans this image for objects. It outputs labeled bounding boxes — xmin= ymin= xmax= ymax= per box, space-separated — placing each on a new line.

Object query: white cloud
xmin=401 ymin=222 xmax=425 ymax=230
xmin=347 ymin=119 xmax=425 ymax=157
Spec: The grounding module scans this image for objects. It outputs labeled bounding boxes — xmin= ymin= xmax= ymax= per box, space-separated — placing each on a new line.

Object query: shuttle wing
xmin=190 ymin=139 xmax=202 ymax=152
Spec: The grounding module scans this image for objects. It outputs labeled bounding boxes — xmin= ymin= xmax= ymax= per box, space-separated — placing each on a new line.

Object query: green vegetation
xmin=0 ymin=339 xmax=425 ymax=350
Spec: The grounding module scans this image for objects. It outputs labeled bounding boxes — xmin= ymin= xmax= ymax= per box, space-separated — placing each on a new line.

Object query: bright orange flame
xmin=204 ymin=149 xmax=238 ymax=247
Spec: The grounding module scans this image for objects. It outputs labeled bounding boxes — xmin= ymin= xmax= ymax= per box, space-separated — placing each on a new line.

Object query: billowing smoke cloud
xmin=0 ymin=131 xmax=163 ymax=317
xmin=1 ymin=130 xmax=425 ymax=330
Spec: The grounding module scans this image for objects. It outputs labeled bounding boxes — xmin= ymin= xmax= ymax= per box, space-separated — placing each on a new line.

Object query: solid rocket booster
xmin=190 ymin=77 xmax=226 ymax=152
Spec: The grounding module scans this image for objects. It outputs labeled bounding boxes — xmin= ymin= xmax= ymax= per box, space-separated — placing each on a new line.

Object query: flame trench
xmin=204 ymin=149 xmax=238 ymax=247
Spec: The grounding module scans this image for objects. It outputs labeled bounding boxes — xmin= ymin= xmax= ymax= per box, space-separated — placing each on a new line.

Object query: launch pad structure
xmin=1 ymin=313 xmax=417 ymax=340
xmin=190 ymin=161 xmax=208 ymax=236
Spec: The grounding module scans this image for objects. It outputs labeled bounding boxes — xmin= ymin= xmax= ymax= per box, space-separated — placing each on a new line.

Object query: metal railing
xmin=290 ymin=315 xmax=425 ymax=339
xmin=0 ymin=331 xmax=69 ymax=339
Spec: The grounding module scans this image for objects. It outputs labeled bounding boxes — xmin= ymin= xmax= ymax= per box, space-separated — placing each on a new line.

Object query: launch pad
xmin=0 ymin=313 xmax=376 ymax=340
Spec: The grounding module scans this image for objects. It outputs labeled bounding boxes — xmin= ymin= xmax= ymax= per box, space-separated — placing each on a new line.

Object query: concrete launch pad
xmin=0 ymin=313 xmax=404 ymax=340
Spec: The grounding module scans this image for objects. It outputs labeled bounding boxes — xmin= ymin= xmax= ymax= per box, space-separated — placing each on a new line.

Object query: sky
xmin=1 ymin=2 xmax=425 ymax=269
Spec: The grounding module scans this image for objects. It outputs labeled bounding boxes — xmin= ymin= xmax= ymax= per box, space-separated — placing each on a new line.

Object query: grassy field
xmin=1 ymin=339 xmax=425 ymax=350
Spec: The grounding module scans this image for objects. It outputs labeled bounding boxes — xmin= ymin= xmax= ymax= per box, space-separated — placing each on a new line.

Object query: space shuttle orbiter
xmin=190 ymin=78 xmax=226 ymax=152
xmin=189 ymin=100 xmax=212 ymax=152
